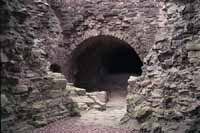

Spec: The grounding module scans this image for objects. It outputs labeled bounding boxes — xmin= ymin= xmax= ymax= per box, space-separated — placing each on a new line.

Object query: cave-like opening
xmin=71 ymin=35 xmax=143 ymax=98
xmin=49 ymin=64 xmax=62 ymax=73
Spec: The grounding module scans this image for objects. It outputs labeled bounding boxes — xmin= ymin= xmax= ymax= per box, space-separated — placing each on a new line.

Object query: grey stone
xmin=52 ymin=79 xmax=67 ymax=90
xmin=135 ymin=105 xmax=152 ymax=121
xmin=186 ymin=40 xmax=200 ymax=51
xmin=1 ymin=52 xmax=9 ymax=63
xmin=66 ymin=86 xmax=86 ymax=96
xmin=188 ymin=51 xmax=200 ymax=58
xmin=71 ymin=96 xmax=94 ymax=104
xmin=14 ymin=85 xmax=29 ymax=94
xmin=1 ymin=94 xmax=9 ymax=107
xmin=87 ymin=91 xmax=107 ymax=103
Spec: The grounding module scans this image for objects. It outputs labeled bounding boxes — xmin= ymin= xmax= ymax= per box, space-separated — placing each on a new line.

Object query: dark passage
xmin=71 ymin=35 xmax=143 ymax=93
xmin=50 ymin=64 xmax=61 ymax=73
xmin=102 ymin=46 xmax=142 ymax=75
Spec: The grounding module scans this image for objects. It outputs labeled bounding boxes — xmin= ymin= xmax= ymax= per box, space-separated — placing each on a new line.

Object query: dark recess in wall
xmin=71 ymin=35 xmax=143 ymax=91
xmin=50 ymin=64 xmax=62 ymax=73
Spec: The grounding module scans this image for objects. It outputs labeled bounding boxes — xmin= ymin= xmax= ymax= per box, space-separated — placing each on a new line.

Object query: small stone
xmin=135 ymin=105 xmax=152 ymax=121
xmin=1 ymin=52 xmax=9 ymax=63
xmin=65 ymin=86 xmax=86 ymax=96
xmin=77 ymin=103 xmax=89 ymax=111
xmin=47 ymin=72 xmax=65 ymax=79
xmin=186 ymin=40 xmax=200 ymax=51
xmin=128 ymin=76 xmax=138 ymax=84
xmin=1 ymin=94 xmax=9 ymax=107
xmin=169 ymin=83 xmax=176 ymax=89
xmin=31 ymin=113 xmax=47 ymax=128
xmin=140 ymin=80 xmax=151 ymax=87
xmin=151 ymin=89 xmax=162 ymax=98
xmin=71 ymin=96 xmax=94 ymax=104
xmin=32 ymin=49 xmax=46 ymax=57
xmin=96 ymin=14 xmax=104 ymax=22
xmin=52 ymin=79 xmax=67 ymax=90
xmin=14 ymin=85 xmax=29 ymax=94
xmin=32 ymin=101 xmax=46 ymax=111
xmin=188 ymin=51 xmax=200 ymax=58
xmin=87 ymin=91 xmax=107 ymax=103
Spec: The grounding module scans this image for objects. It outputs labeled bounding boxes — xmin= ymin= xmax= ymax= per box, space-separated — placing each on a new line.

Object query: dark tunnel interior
xmin=102 ymin=46 xmax=142 ymax=75
xmin=71 ymin=35 xmax=143 ymax=93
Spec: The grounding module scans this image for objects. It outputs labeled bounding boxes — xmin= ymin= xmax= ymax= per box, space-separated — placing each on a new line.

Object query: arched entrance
xmin=71 ymin=35 xmax=143 ymax=99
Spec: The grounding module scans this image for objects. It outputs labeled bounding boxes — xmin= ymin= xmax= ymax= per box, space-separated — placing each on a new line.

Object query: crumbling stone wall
xmin=1 ymin=0 xmax=78 ymax=132
xmin=125 ymin=0 xmax=200 ymax=132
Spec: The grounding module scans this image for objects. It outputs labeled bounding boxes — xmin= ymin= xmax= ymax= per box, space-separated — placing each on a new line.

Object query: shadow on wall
xmin=70 ymin=35 xmax=143 ymax=92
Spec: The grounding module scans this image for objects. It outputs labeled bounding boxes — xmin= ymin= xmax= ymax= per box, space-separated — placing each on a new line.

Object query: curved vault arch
xmin=70 ymin=35 xmax=143 ymax=92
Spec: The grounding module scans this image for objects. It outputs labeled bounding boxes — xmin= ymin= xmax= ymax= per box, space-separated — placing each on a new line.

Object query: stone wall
xmin=125 ymin=0 xmax=200 ymax=132
xmin=1 ymin=0 xmax=78 ymax=132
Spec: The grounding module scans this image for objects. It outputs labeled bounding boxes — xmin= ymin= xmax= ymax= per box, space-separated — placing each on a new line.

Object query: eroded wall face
xmin=1 ymin=0 xmax=75 ymax=132
xmin=126 ymin=0 xmax=200 ymax=132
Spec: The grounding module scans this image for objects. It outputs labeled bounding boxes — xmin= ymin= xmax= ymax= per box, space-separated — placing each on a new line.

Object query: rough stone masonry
xmin=124 ymin=0 xmax=200 ymax=132
xmin=0 ymin=0 xmax=200 ymax=132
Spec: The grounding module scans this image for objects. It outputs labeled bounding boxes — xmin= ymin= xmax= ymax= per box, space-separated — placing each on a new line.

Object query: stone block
xmin=1 ymin=94 xmax=9 ymax=107
xmin=46 ymin=98 xmax=62 ymax=108
xmin=87 ymin=91 xmax=107 ymax=103
xmin=52 ymin=79 xmax=67 ymax=90
xmin=128 ymin=76 xmax=138 ymax=84
xmin=151 ymin=89 xmax=162 ymax=98
xmin=13 ymin=85 xmax=29 ymax=94
xmin=1 ymin=52 xmax=9 ymax=63
xmin=188 ymin=51 xmax=200 ymax=58
xmin=71 ymin=96 xmax=94 ymax=104
xmin=186 ymin=40 xmax=200 ymax=51
xmin=32 ymin=101 xmax=47 ymax=112
xmin=47 ymin=89 xmax=64 ymax=98
xmin=66 ymin=86 xmax=86 ymax=96
xmin=77 ymin=103 xmax=89 ymax=111
xmin=30 ymin=113 xmax=47 ymax=128
xmin=47 ymin=72 xmax=65 ymax=79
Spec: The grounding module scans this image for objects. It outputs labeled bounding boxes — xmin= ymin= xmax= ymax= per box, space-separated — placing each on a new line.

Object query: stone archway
xmin=70 ymin=35 xmax=143 ymax=99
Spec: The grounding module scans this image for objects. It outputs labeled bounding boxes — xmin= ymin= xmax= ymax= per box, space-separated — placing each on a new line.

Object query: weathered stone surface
xmin=71 ymin=96 xmax=94 ymax=104
xmin=87 ymin=91 xmax=108 ymax=103
xmin=65 ymin=85 xmax=86 ymax=96
xmin=13 ymin=85 xmax=29 ymax=94
xmin=1 ymin=94 xmax=9 ymax=108
xmin=125 ymin=0 xmax=200 ymax=132
xmin=52 ymin=78 xmax=67 ymax=90
xmin=186 ymin=40 xmax=200 ymax=51
xmin=135 ymin=106 xmax=152 ymax=121
xmin=1 ymin=52 xmax=9 ymax=63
